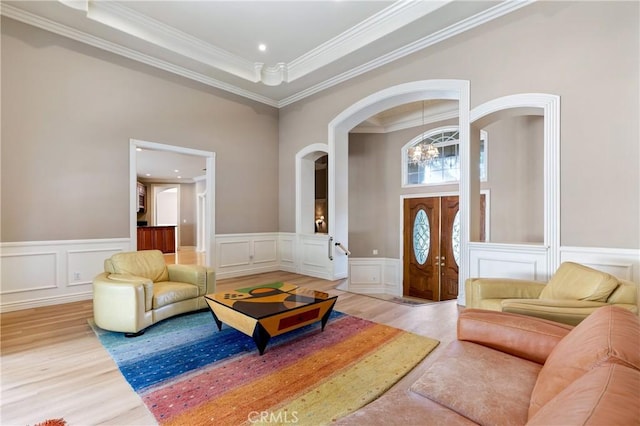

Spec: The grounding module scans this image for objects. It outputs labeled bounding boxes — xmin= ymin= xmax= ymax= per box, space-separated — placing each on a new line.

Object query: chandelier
xmin=409 ymin=142 xmax=439 ymax=165
xmin=408 ymin=101 xmax=439 ymax=166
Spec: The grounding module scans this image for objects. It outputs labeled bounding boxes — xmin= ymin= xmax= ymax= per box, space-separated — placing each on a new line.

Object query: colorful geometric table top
xmin=205 ymin=282 xmax=336 ymax=319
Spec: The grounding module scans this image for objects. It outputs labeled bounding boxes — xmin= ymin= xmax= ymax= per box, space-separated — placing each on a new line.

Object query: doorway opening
xmin=315 ymin=155 xmax=328 ymax=234
xmin=129 ymin=139 xmax=216 ymax=267
xmin=154 ymin=185 xmax=179 ymax=226
xmin=403 ymin=193 xmax=486 ymax=301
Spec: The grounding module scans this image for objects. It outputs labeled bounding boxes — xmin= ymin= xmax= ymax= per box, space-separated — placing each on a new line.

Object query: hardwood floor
xmin=0 ymin=271 xmax=461 ymax=426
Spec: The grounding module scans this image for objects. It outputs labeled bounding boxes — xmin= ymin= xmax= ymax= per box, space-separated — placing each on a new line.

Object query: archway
xmin=328 ymin=80 xmax=470 ymax=283
xmin=465 ymin=93 xmax=561 ymax=292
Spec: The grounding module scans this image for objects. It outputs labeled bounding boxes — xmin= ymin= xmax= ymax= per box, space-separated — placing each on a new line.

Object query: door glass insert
xmin=413 ymin=208 xmax=430 ymax=265
xmin=452 ymin=210 xmax=461 ymax=266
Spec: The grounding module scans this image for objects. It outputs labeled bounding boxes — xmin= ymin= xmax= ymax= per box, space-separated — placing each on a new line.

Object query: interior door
xmin=403 ymin=197 xmax=440 ymax=301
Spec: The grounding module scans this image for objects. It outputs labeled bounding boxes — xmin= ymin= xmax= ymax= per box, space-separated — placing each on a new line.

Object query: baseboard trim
xmin=1 ymin=291 xmax=93 ymax=313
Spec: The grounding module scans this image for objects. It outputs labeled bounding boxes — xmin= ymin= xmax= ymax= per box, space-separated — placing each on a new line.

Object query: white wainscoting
xmin=215 ymin=233 xmax=281 ymax=279
xmin=560 ymin=246 xmax=640 ymax=283
xmin=463 ymin=242 xmax=551 ymax=306
xmin=4 ymin=237 xmax=636 ymax=312
xmin=278 ymin=233 xmax=297 ymax=273
xmin=0 ymin=239 xmax=131 ymax=312
xmin=298 ymin=234 xmax=333 ymax=280
xmin=467 ymin=243 xmax=551 ymax=281
xmin=347 ymin=258 xmax=402 ymax=296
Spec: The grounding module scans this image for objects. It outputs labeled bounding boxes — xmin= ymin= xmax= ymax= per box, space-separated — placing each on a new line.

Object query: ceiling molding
xmin=84 ymin=1 xmax=260 ymax=82
xmin=286 ymin=1 xmax=450 ymax=83
xmin=2 ymin=1 xmax=535 ymax=108
xmin=278 ymin=0 xmax=535 ymax=107
xmin=61 ymin=0 xmax=448 ymax=88
xmin=0 ymin=3 xmax=279 ymax=107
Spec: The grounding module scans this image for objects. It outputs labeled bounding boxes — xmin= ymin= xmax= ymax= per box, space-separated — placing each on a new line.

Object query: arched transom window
xmin=402 ymin=126 xmax=487 ymax=186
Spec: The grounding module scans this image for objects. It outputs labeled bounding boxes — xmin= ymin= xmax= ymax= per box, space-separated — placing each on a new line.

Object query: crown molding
xmin=2 ymin=1 xmax=535 ymax=108
xmin=58 ymin=0 xmax=448 ymax=87
xmin=0 ymin=3 xmax=280 ymax=107
xmin=278 ymin=0 xmax=535 ymax=107
xmin=84 ymin=1 xmax=260 ymax=82
xmin=286 ymin=1 xmax=450 ymax=82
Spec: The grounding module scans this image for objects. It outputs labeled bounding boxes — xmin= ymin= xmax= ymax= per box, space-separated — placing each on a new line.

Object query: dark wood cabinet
xmin=137 ymin=226 xmax=176 ymax=253
xmin=136 ymin=182 xmax=146 ymax=212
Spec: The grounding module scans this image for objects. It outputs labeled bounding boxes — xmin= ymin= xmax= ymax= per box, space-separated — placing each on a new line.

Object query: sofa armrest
xmin=458 ymin=309 xmax=574 ymax=364
xmin=104 ymin=273 xmax=153 ymax=311
xmin=92 ymin=272 xmax=153 ymax=332
xmin=167 ymin=264 xmax=216 ymax=296
xmin=465 ymin=278 xmax=545 ymax=308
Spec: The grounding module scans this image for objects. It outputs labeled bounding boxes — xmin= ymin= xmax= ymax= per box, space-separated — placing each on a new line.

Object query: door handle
xmin=328 ymin=236 xmax=334 ymax=261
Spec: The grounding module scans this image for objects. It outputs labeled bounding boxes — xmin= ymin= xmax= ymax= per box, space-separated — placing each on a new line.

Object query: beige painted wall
xmin=1 ymin=17 xmax=279 ymax=242
xmin=484 ymin=115 xmax=544 ymax=244
xmin=279 ymin=1 xmax=639 ymax=250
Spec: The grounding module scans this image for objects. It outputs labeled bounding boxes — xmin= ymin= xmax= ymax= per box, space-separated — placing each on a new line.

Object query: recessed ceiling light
xmin=258 ymin=43 xmax=267 ymax=52
xmin=145 ymin=173 xmax=151 ymax=177
xmin=174 ymin=169 xmax=180 ymax=173
xmin=177 ymin=176 xmax=182 ymax=179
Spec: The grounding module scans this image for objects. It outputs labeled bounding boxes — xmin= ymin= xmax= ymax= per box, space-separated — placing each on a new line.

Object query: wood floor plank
xmin=1 ymin=270 xmax=460 ymax=425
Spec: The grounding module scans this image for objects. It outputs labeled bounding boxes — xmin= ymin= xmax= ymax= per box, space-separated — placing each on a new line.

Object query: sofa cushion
xmin=539 ymin=262 xmax=619 ymax=302
xmin=153 ymin=281 xmax=199 ymax=309
xmin=411 ymin=340 xmax=542 ymax=426
xmin=458 ymin=309 xmax=573 ymax=364
xmin=109 ymin=250 xmax=170 ymax=283
xmin=528 ymin=305 xmax=640 ymax=418
xmin=527 ymin=364 xmax=640 ymax=425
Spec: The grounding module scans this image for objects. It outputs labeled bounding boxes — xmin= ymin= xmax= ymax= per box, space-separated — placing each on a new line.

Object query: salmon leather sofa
xmin=338 ymin=305 xmax=640 ymax=425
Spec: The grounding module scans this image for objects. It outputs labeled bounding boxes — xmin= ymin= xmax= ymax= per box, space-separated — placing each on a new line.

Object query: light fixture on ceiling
xmin=408 ymin=101 xmax=439 ymax=166
xmin=258 ymin=43 xmax=267 ymax=52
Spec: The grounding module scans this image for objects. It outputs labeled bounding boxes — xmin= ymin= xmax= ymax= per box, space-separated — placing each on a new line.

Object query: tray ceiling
xmin=1 ymin=0 xmax=532 ymax=107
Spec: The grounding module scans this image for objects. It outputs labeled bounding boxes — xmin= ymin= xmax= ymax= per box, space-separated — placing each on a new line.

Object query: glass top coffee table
xmin=204 ymin=282 xmax=338 ymax=355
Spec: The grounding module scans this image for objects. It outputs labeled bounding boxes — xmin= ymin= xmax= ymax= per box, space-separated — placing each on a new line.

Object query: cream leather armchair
xmin=465 ymin=262 xmax=638 ymax=325
xmin=93 ymin=250 xmax=215 ymax=336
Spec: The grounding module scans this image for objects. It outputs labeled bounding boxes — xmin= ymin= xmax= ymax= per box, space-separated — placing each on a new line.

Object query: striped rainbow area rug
xmin=91 ymin=310 xmax=439 ymax=425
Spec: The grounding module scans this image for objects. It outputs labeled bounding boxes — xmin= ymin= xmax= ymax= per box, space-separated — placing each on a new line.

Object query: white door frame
xmin=130 ymin=139 xmax=216 ymax=267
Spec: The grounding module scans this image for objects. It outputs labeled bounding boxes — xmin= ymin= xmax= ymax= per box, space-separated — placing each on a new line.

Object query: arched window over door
xmin=402 ymin=126 xmax=488 ymax=187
